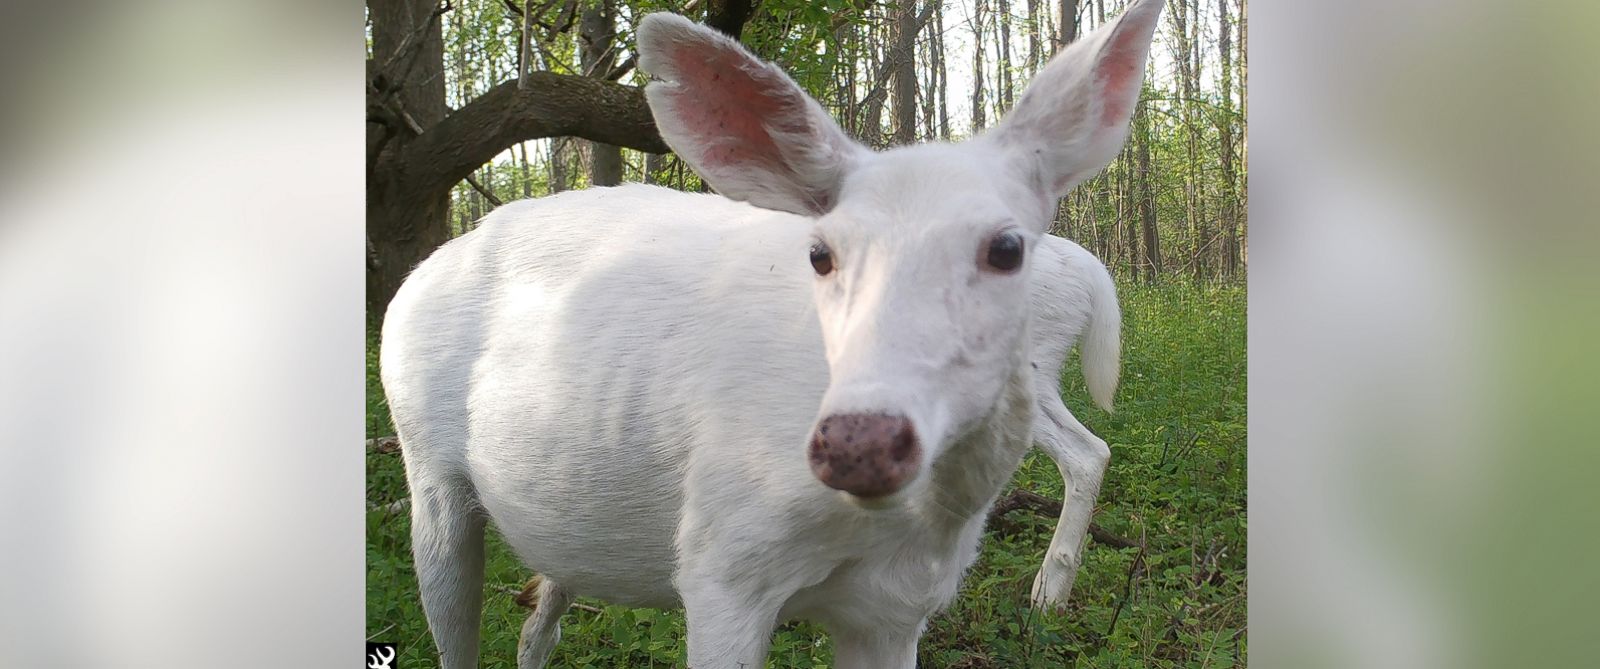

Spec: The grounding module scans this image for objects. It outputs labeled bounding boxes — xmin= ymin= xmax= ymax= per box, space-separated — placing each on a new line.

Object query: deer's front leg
xmin=1030 ymin=393 xmax=1111 ymax=610
xmin=675 ymin=485 xmax=809 ymax=669
xmin=677 ymin=568 xmax=785 ymax=669
xmin=829 ymin=620 xmax=923 ymax=669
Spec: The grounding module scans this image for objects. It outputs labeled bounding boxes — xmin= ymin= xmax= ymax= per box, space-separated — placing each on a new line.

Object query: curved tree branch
xmin=399 ymin=72 xmax=669 ymax=195
xmin=390 ymin=4 xmax=763 ymax=196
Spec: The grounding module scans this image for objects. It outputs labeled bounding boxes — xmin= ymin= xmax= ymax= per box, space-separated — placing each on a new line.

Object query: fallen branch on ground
xmin=367 ymin=436 xmax=401 ymax=454
xmin=987 ymin=489 xmax=1140 ymax=549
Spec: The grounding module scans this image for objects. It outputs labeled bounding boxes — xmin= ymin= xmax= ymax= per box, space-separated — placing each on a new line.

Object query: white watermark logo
xmin=366 ymin=643 xmax=396 ymax=669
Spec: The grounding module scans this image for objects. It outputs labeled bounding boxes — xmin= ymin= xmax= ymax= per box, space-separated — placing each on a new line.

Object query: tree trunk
xmin=1026 ymin=0 xmax=1040 ymax=72
xmin=1120 ymin=143 xmax=1138 ymax=278
xmin=890 ymin=1 xmax=920 ymax=146
xmin=468 ymin=169 xmax=483 ymax=225
xmin=550 ymin=137 xmax=571 ymax=193
xmin=582 ymin=0 xmax=624 ymax=186
xmin=1136 ymin=103 xmax=1160 ymax=281
xmin=838 ymin=19 xmax=858 ymax=139
xmin=1239 ymin=0 xmax=1249 ymax=270
xmin=971 ymin=0 xmax=987 ymax=131
xmin=1176 ymin=0 xmax=1204 ymax=280
xmin=705 ymin=0 xmax=757 ymax=40
xmin=645 ymin=152 xmax=664 ymax=185
xmin=519 ymin=142 xmax=532 ymax=198
xmin=860 ymin=16 xmax=888 ymax=147
xmin=518 ymin=0 xmax=534 ymax=89
xmin=838 ymin=17 xmax=860 ymax=139
xmin=1192 ymin=0 xmax=1207 ymax=279
xmin=1087 ymin=178 xmax=1102 ymax=258
xmin=1218 ymin=0 xmax=1239 ymax=277
xmin=1058 ymin=0 xmax=1078 ymax=49
xmin=935 ymin=3 xmax=950 ymax=138
xmin=997 ymin=0 xmax=1013 ymax=112
xmin=367 ymin=0 xmax=450 ymax=322
xmin=920 ymin=25 xmax=936 ymax=140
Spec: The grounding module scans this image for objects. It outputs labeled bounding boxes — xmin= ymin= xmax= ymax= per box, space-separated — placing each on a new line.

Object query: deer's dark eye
xmin=985 ymin=230 xmax=1025 ymax=273
xmin=809 ymin=241 xmax=835 ymax=276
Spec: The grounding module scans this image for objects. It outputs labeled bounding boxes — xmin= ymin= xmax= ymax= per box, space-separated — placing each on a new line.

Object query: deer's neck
xmin=916 ymin=362 xmax=1036 ymax=530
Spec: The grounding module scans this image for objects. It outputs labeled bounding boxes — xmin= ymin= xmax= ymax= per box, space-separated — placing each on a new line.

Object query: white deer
xmin=379 ymin=1 xmax=1161 ymax=667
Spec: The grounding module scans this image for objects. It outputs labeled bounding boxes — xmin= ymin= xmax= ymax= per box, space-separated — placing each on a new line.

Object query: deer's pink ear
xmin=637 ymin=13 xmax=867 ymax=216
xmin=990 ymin=0 xmax=1164 ymax=199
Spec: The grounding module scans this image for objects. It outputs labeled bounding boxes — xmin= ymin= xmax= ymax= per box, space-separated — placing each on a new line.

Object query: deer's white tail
xmin=1082 ymin=261 xmax=1122 ymax=412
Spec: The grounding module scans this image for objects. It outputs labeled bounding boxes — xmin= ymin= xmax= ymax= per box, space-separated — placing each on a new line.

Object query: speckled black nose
xmin=808 ymin=413 xmax=921 ymax=498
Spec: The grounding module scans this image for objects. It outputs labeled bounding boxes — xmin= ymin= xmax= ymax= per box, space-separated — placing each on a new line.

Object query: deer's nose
xmin=808 ymin=413 xmax=921 ymax=498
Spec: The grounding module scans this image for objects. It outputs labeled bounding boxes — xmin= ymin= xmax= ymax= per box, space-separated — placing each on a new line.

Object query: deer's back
xmin=380 ymin=185 xmax=829 ymax=606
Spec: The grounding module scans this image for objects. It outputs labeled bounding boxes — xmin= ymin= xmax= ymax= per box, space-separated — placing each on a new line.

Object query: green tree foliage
xmin=432 ymin=0 xmax=1245 ymax=282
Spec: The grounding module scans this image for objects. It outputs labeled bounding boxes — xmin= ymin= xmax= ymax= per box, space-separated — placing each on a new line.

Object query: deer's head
xmin=638 ymin=0 xmax=1162 ymax=503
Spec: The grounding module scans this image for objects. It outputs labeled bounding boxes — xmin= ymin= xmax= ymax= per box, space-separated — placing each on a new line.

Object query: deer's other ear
xmin=989 ymin=0 xmax=1164 ymax=200
xmin=637 ymin=13 xmax=869 ymax=216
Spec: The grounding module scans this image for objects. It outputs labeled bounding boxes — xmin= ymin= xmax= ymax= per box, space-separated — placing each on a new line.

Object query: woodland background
xmin=366 ymin=1 xmax=1247 ymax=667
xmin=366 ymin=0 xmax=1246 ymax=315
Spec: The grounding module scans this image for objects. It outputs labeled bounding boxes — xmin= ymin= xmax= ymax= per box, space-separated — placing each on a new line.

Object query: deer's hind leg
xmin=406 ymin=463 xmax=487 ymax=669
xmin=515 ymin=575 xmax=574 ymax=669
xmin=1030 ymin=390 xmax=1112 ymax=610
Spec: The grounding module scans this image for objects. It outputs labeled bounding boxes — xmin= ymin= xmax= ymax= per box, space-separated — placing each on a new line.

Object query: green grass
xmin=367 ymin=281 xmax=1246 ymax=668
